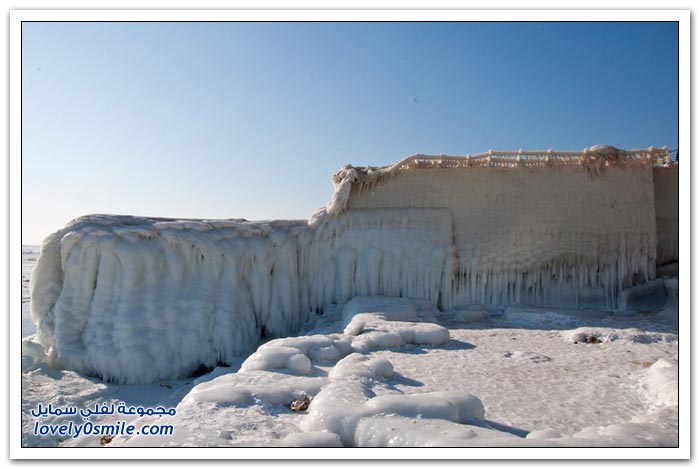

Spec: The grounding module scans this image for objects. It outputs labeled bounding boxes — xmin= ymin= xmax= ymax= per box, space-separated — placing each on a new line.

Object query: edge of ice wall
xmin=310 ymin=145 xmax=673 ymax=225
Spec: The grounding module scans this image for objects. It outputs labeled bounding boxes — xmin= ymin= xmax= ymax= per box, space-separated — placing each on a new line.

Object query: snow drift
xmin=29 ymin=146 xmax=677 ymax=383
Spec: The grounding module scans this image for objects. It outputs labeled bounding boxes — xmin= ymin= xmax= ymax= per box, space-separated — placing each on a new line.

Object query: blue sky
xmin=22 ymin=21 xmax=679 ymax=244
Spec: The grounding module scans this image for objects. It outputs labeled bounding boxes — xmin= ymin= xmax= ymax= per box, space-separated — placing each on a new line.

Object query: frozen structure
xmin=29 ymin=145 xmax=678 ymax=383
xmin=653 ymin=165 xmax=679 ymax=270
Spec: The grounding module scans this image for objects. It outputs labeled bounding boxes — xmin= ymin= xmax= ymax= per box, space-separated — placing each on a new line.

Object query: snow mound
xmin=639 ymin=358 xmax=678 ymax=407
xmin=328 ymin=354 xmax=394 ymax=380
xmin=365 ymin=391 xmax=485 ymax=422
xmin=342 ymin=296 xmax=450 ymax=352
xmin=287 ymin=296 xmax=490 ymax=446
xmin=22 ymin=336 xmax=48 ymax=372
xmin=346 ymin=320 xmax=450 ymax=352
xmin=341 ymin=296 xmax=418 ymax=325
xmin=239 ymin=346 xmax=312 ymax=375
xmin=256 ymin=334 xmax=353 ymax=364
xmin=184 ymin=371 xmax=326 ymax=408
xmin=345 ymin=317 xmax=450 ymax=352
xmin=301 ymin=369 xmax=488 ymax=446
xmin=567 ymin=420 xmax=678 ymax=447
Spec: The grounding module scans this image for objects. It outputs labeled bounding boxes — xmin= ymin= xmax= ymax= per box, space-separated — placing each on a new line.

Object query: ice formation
xmin=30 ymin=216 xmax=311 ymax=383
xmin=139 ymin=297 xmax=524 ymax=448
xmin=29 ymin=146 xmax=678 ymax=383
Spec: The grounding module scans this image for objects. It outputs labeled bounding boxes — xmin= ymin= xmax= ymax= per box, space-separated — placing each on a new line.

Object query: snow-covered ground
xmin=21 ymin=248 xmax=678 ymax=448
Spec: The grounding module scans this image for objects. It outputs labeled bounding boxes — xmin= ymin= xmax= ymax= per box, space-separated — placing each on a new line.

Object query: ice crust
xmin=29 ymin=149 xmax=677 ymax=383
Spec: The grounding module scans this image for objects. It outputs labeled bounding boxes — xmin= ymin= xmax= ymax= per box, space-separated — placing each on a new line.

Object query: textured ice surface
xmin=29 ymin=209 xmax=455 ymax=383
xmin=653 ymin=166 xmax=679 ymax=266
xmin=617 ymin=279 xmax=668 ymax=312
xmin=30 ymin=216 xmax=312 ymax=383
xmin=344 ymin=164 xmax=659 ymax=310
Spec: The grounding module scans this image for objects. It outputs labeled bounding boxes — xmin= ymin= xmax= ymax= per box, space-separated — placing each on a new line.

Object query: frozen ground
xmin=21 ymin=248 xmax=679 ymax=448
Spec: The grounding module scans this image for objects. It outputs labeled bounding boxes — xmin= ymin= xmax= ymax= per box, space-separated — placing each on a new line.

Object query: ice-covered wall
xmin=30 ymin=210 xmax=454 ymax=383
xmin=30 ymin=216 xmax=311 ymax=383
xmin=345 ymin=165 xmax=658 ymax=310
xmin=653 ymin=166 xmax=679 ymax=266
xmin=30 ymin=146 xmax=674 ymax=383
xmin=302 ymin=208 xmax=454 ymax=310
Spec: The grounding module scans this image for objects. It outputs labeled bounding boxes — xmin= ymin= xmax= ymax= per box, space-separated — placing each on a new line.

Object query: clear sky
xmin=21 ymin=21 xmax=679 ymax=244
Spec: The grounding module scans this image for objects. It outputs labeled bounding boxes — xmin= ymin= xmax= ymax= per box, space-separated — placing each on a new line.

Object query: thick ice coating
xmin=29 ymin=147 xmax=678 ymax=383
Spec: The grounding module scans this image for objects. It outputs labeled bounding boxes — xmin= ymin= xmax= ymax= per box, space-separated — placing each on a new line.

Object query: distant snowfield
xmin=22 ymin=249 xmax=679 ymax=448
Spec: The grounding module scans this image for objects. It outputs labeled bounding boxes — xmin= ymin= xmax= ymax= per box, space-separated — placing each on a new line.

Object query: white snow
xmin=639 ymin=358 xmax=679 ymax=408
xmin=21 ymin=289 xmax=679 ymax=448
xmin=273 ymin=431 xmax=343 ymax=447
